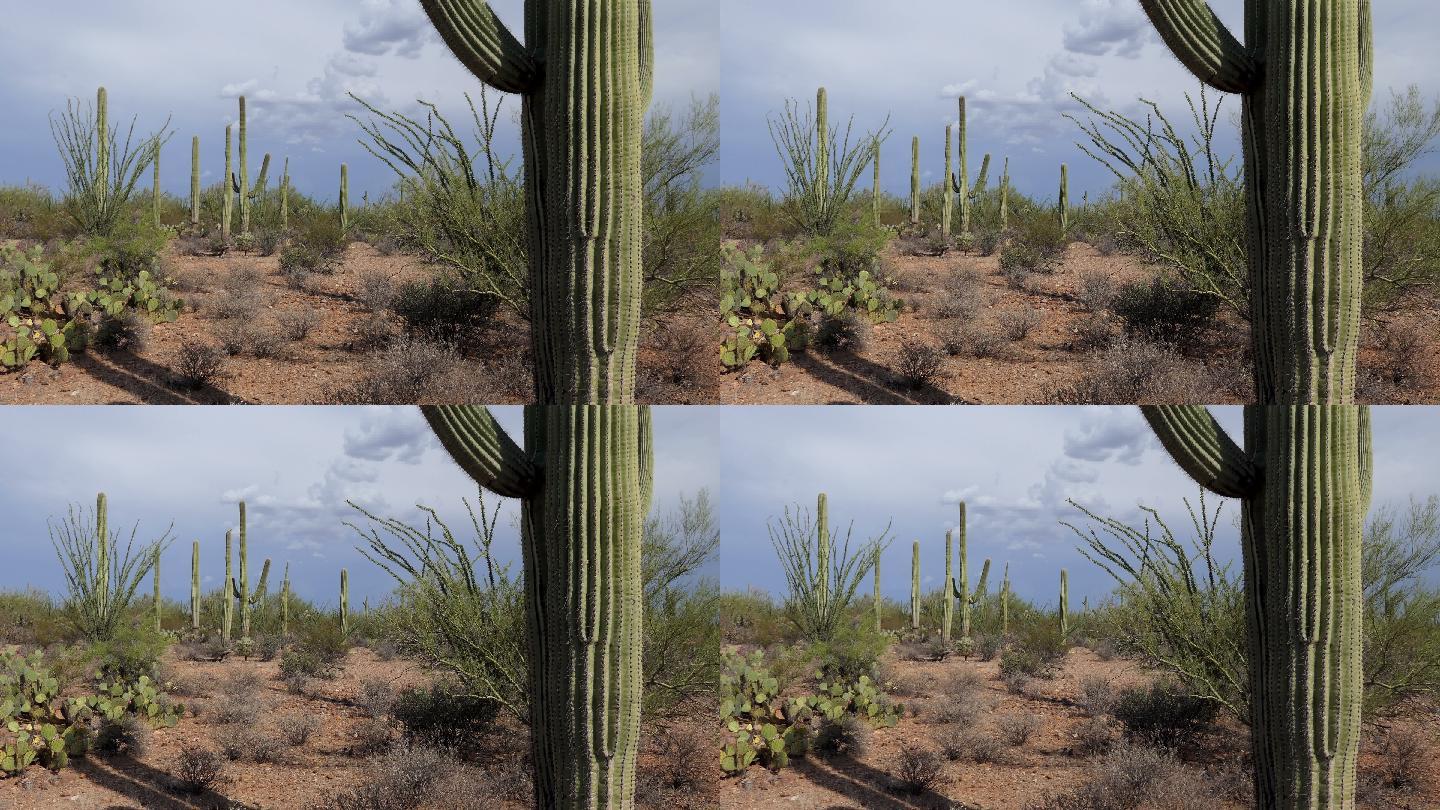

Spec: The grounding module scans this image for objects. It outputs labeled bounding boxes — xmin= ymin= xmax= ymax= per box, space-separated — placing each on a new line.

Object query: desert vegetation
xmin=0 ymin=475 xmax=718 ymax=809
xmin=720 ymin=474 xmax=1440 ymax=808
xmin=1 ymin=5 xmax=716 ymax=406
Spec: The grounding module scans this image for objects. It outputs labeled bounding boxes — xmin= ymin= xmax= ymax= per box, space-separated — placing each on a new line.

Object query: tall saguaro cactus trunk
xmin=222 ymin=126 xmax=233 ymax=243
xmin=152 ymin=548 xmax=162 ymax=632
xmin=1144 ymin=405 xmax=1369 ymax=808
xmin=872 ymin=548 xmax=882 ymax=633
xmin=1058 ymin=569 xmax=1069 ymax=635
xmin=190 ymin=137 xmax=200 ymax=230
xmin=1139 ymin=0 xmax=1371 ymax=403
xmin=941 ymin=126 xmax=954 ymax=241
xmin=424 ymin=405 xmax=653 ymax=809
xmin=190 ymin=541 xmax=200 ymax=631
xmin=910 ymin=541 xmax=920 ymax=629
xmin=909 ymin=137 xmax=921 ymax=226
xmin=95 ymin=493 xmax=109 ymax=610
xmin=954 ymin=96 xmax=970 ymax=236
xmin=222 ymin=530 xmax=234 ymax=642
xmin=816 ymin=493 xmax=830 ymax=607
xmin=232 ymin=502 xmax=271 ymax=642
xmin=941 ymin=530 xmax=954 ymax=642
xmin=420 ymin=1 xmax=653 ymax=404
xmin=872 ymin=141 xmax=881 ymax=228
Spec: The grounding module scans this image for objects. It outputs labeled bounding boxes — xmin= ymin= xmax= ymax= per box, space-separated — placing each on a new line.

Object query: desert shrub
xmin=1033 ymin=742 xmax=1221 ymax=810
xmin=51 ymin=499 xmax=172 ymax=643
xmin=895 ymin=745 xmax=944 ymax=794
xmin=895 ymin=340 xmax=943 ymax=390
xmin=357 ymin=679 xmax=396 ymax=719
xmin=254 ymin=227 xmax=283 ymax=256
xmin=324 ymin=743 xmax=478 ymax=810
xmin=1069 ymin=313 xmax=1120 ymax=352
xmin=391 ymin=275 xmax=504 ymax=343
xmin=348 ymin=717 xmax=394 ymax=757
xmin=812 ymin=714 xmax=871 ymax=759
xmin=1362 ymin=496 xmax=1440 ymax=713
xmin=924 ymin=689 xmax=987 ymax=728
xmin=1000 ymin=621 xmax=1068 ymax=680
xmin=92 ymin=310 xmax=151 ymax=354
xmin=931 ymin=268 xmax=987 ymax=320
xmin=86 ymin=622 xmax=170 ymax=681
xmin=210 ymin=263 xmax=267 ymax=320
xmin=940 ymin=727 xmax=1002 ymax=764
xmin=998 ymin=713 xmax=1042 ymax=747
xmin=812 ymin=310 xmax=871 ymax=354
xmin=770 ymin=500 xmax=891 ymax=644
xmin=293 ymin=215 xmax=349 ymax=269
xmin=999 ymin=247 xmax=1038 ymax=287
xmin=280 ymin=262 xmax=311 ymax=290
xmin=94 ymin=714 xmax=150 ymax=757
xmin=769 ymin=94 xmax=889 ymax=236
xmin=208 ymin=693 xmax=261 ymax=726
xmin=1002 ymin=670 xmax=1033 ymax=695
xmin=1112 ymin=277 xmax=1219 ymax=345
xmin=1076 ymin=270 xmax=1118 ymax=312
xmin=1051 ymin=336 xmax=1217 ymax=404
xmin=278 ymin=713 xmax=319 ymax=746
xmin=51 ymin=91 xmax=171 ymax=237
xmin=975 ymin=633 xmax=1003 ymax=662
xmin=1372 ymin=726 xmax=1429 ymax=792
xmin=173 ymin=340 xmax=225 ymax=389
xmin=943 ymin=319 xmax=1006 ymax=359
xmin=355 ymin=269 xmax=397 ymax=312
xmin=213 ymin=317 xmax=284 ymax=358
xmin=1070 ymin=716 xmax=1118 ymax=757
xmin=277 ymin=308 xmax=321 ymax=342
xmin=1112 ymin=681 xmax=1217 ymax=749
xmin=974 ymin=227 xmax=1004 ymax=256
xmin=174 ymin=748 xmax=225 ymax=794
xmin=217 ymin=726 xmax=283 ymax=763
xmin=391 ymin=681 xmax=500 ymax=755
xmin=638 ymin=492 xmax=722 ymax=717
xmin=283 ymin=673 xmax=309 ymax=695
xmin=998 ymin=307 xmax=1041 ymax=341
xmin=1078 ymin=676 xmax=1119 ymax=717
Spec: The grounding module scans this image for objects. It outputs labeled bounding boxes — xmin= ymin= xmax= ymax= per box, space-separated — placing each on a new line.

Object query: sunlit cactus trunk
xmin=190 ymin=541 xmax=200 ymax=631
xmin=1139 ymin=0 xmax=1371 ymax=403
xmin=941 ymin=529 xmax=954 ymax=642
xmin=238 ymin=97 xmax=250 ymax=237
xmin=222 ymin=529 xmax=234 ymax=642
xmin=222 ymin=125 xmax=233 ymax=243
xmin=424 ymin=405 xmax=651 ymax=809
xmin=96 ymin=493 xmax=109 ymax=609
xmin=280 ymin=563 xmax=290 ymax=637
xmin=339 ymin=163 xmax=349 ymax=232
xmin=909 ymin=137 xmax=921 ymax=226
xmin=871 ymin=141 xmax=881 ymax=228
xmin=910 ymin=541 xmax=920 ymax=629
xmin=232 ymin=502 xmax=270 ymax=641
xmin=1059 ymin=568 xmax=1069 ymax=635
xmin=420 ymin=0 xmax=653 ymax=403
xmin=999 ymin=157 xmax=1010 ymax=230
xmin=816 ymin=493 xmax=830 ymax=608
xmin=96 ymin=89 xmax=109 ymax=211
xmin=152 ymin=548 xmax=161 ymax=632
xmin=339 ymin=569 xmax=350 ymax=633
xmin=1000 ymin=563 xmax=1010 ymax=635
xmin=1058 ymin=163 xmax=1069 ymax=232
xmin=954 ymin=96 xmax=970 ymax=236
xmin=280 ymin=158 xmax=290 ymax=231
xmin=1144 ymin=405 xmax=1369 ymax=808
xmin=941 ymin=125 xmax=954 ymax=241
xmin=190 ymin=137 xmax=200 ymax=230
xmin=872 ymin=547 xmax=882 ymax=633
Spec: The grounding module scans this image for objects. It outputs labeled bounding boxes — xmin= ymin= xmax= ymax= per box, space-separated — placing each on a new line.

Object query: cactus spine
xmin=222 ymin=529 xmax=233 ymax=641
xmin=910 ymin=137 xmax=921 ymax=225
xmin=1059 ymin=568 xmax=1069 ymax=636
xmin=1000 ymin=562 xmax=1010 ymax=635
xmin=910 ymin=541 xmax=921 ymax=629
xmin=423 ymin=405 xmax=652 ymax=806
xmin=871 ymin=140 xmax=881 ymax=228
xmin=953 ymin=96 xmax=971 ymax=236
xmin=941 ymin=125 xmax=954 ymax=241
xmin=231 ymin=501 xmax=271 ymax=642
xmin=189 ymin=136 xmax=200 ymax=229
xmin=339 ymin=163 xmax=349 ymax=232
xmin=872 ymin=547 xmax=882 ymax=633
xmin=339 ymin=568 xmax=349 ymax=634
xmin=1058 ymin=163 xmax=1070 ymax=232
xmin=1144 ymin=404 xmax=1369 ymax=807
xmin=999 ymin=157 xmax=1010 ymax=230
xmin=941 ymin=530 xmax=954 ymax=641
xmin=221 ymin=125 xmax=233 ymax=242
xmin=280 ymin=563 xmax=290 ymax=637
xmin=190 ymin=540 xmax=200 ymax=631
xmin=152 ymin=547 xmax=161 ymax=632
xmin=1139 ymin=0 xmax=1371 ymax=402
xmin=815 ymin=493 xmax=830 ymax=608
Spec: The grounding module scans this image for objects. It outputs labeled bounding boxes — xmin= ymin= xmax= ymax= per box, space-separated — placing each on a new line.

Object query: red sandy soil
xmin=719 ymin=241 xmax=1440 ymax=405
xmin=0 ymin=242 xmax=716 ymax=405
xmin=718 ymin=647 xmax=1440 ymax=809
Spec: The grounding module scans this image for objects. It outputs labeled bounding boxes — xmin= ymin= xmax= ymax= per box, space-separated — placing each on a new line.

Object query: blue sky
xmin=0 ymin=407 xmax=718 ymax=607
xmin=718 ymin=407 xmax=1440 ymax=608
xmin=0 ymin=0 xmax=716 ymax=202
xmin=720 ymin=0 xmax=1440 ymax=201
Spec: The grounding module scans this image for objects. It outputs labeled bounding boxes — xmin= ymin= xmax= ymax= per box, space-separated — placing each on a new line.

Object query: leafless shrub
xmin=1069 ymin=314 xmax=1120 ymax=352
xmin=208 ymin=693 xmax=261 ymax=726
xmin=1002 ymin=669 xmax=1033 ymax=696
xmin=174 ymin=748 xmax=225 ymax=794
xmin=324 ymin=743 xmax=485 ymax=810
xmin=279 ymin=714 xmax=319 ymax=746
xmin=1051 ymin=337 xmax=1218 ymax=404
xmin=813 ymin=715 xmax=871 ymax=759
xmin=1030 ymin=743 xmax=1220 ymax=810
xmin=1078 ymin=677 xmax=1118 ymax=717
xmin=943 ymin=319 xmax=1007 ymax=359
xmin=1001 ymin=262 xmax=1033 ymax=291
xmin=931 ymin=268 xmax=987 ymax=320
xmin=895 ymin=340 xmax=944 ymax=390
xmin=1077 ymin=270 xmax=1119 ymax=312
xmin=998 ymin=306 xmax=1042 ymax=341
xmin=895 ymin=745 xmax=944 ymax=795
xmin=1069 ymin=716 xmax=1117 ymax=757
xmin=1375 ymin=726 xmax=1430 ymax=792
xmin=939 ymin=727 xmax=1003 ymax=764
xmin=173 ymin=341 xmax=225 ymax=389
xmin=357 ymin=679 xmax=397 ymax=719
xmin=348 ymin=717 xmax=394 ymax=757
xmin=94 ymin=311 xmax=152 ymax=354
xmin=356 ymin=270 xmax=397 ymax=312
xmin=1370 ymin=319 xmax=1431 ymax=390
xmin=997 ymin=713 xmax=1041 ymax=747
xmin=813 ymin=311 xmax=871 ymax=354
xmin=210 ymin=263 xmax=266 ymax=319
xmin=216 ymin=726 xmax=283 ymax=763
xmin=277 ymin=308 xmax=321 ymax=342
xmin=95 ymin=715 xmax=150 ymax=757
xmin=326 ymin=334 xmax=464 ymax=405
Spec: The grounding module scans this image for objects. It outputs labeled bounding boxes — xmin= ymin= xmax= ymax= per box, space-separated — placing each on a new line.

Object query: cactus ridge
xmin=909 ymin=137 xmax=921 ymax=226
xmin=910 ymin=541 xmax=921 ymax=630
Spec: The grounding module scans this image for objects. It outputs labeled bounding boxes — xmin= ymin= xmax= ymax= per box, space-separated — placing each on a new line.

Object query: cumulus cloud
xmin=343 ymin=408 xmax=435 ymax=464
xmin=1062 ymin=408 xmax=1154 ymax=465
xmin=343 ymin=0 xmax=436 ymax=58
xmin=1063 ymin=0 xmax=1154 ymax=58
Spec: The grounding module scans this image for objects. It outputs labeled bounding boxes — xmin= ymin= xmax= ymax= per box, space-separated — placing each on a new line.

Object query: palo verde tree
xmin=422 ymin=405 xmax=652 ymax=809
xmin=417 ymin=1 xmax=653 ymax=403
xmin=1144 ymin=404 xmax=1369 ymax=808
xmin=1137 ymin=0 xmax=1373 ymax=403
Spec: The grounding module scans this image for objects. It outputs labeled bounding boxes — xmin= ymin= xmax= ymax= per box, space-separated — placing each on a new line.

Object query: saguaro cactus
xmin=941 ymin=125 xmax=954 ymax=240
xmin=423 ymin=405 xmax=651 ymax=807
xmin=1059 ymin=568 xmax=1069 ymax=636
xmin=1000 ymin=562 xmax=1010 ymax=635
xmin=942 ymin=529 xmax=955 ymax=641
xmin=280 ymin=158 xmax=290 ymax=230
xmin=189 ymin=137 xmax=200 ymax=229
xmin=974 ymin=154 xmax=992 ymax=197
xmin=910 ymin=541 xmax=921 ymax=629
xmin=999 ymin=157 xmax=1011 ymax=230
xmin=953 ymin=96 xmax=971 ymax=235
xmin=419 ymin=1 xmax=653 ymax=403
xmin=280 ymin=563 xmax=290 ymax=637
xmin=1144 ymin=405 xmax=1369 ymax=807
xmin=339 ymin=568 xmax=350 ymax=634
xmin=871 ymin=141 xmax=881 ymax=227
xmin=152 ymin=548 xmax=162 ymax=632
xmin=816 ymin=87 xmax=830 ymax=205
xmin=339 ymin=163 xmax=349 ymax=232
xmin=1138 ymin=0 xmax=1372 ymax=402
xmin=238 ymin=97 xmax=250 ymax=236
xmin=222 ymin=529 xmax=233 ymax=641
xmin=231 ymin=502 xmax=271 ymax=643
xmin=872 ymin=547 xmax=882 ymax=633
xmin=1058 ymin=163 xmax=1070 ymax=232
xmin=910 ymin=136 xmax=921 ymax=226
xmin=95 ymin=493 xmax=109 ymax=609
xmin=816 ymin=493 xmax=830 ymax=607
xmin=151 ymin=143 xmax=161 ymax=227
xmin=190 ymin=540 xmax=200 ymax=631
xmin=950 ymin=501 xmax=991 ymax=645
xmin=222 ymin=125 xmax=233 ymax=242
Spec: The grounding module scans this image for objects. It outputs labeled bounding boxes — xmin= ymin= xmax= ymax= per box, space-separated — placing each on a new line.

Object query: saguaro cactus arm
xmin=1359 ymin=0 xmax=1373 ymax=104
xmin=417 ymin=0 xmax=538 ymax=93
xmin=639 ymin=0 xmax=654 ymax=104
xmin=1137 ymin=0 xmax=1257 ymax=93
xmin=422 ymin=406 xmax=539 ymax=498
xmin=1142 ymin=406 xmax=1260 ymax=498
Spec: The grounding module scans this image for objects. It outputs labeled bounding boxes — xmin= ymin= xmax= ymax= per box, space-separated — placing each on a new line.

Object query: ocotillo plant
xmin=1143 ymin=404 xmax=1369 ymax=807
xmin=231 ymin=502 xmax=271 ymax=642
xmin=50 ymin=492 xmax=171 ymax=642
xmin=999 ymin=157 xmax=1011 ymax=230
xmin=942 ymin=529 xmax=955 ymax=642
xmin=221 ymin=125 xmax=233 ymax=242
xmin=1059 ymin=568 xmax=1069 ymax=636
xmin=419 ymin=1 xmax=653 ymax=402
xmin=941 ymin=125 xmax=954 ymax=240
xmin=1000 ymin=562 xmax=1010 ymax=635
xmin=190 ymin=540 xmax=199 ymax=631
xmin=1058 ymin=163 xmax=1070 ymax=232
xmin=423 ymin=405 xmax=652 ymax=807
xmin=954 ymin=96 xmax=971 ymax=235
xmin=910 ymin=541 xmax=921 ymax=629
xmin=1138 ymin=0 xmax=1371 ymax=403
xmin=910 ymin=137 xmax=921 ymax=226
xmin=951 ymin=501 xmax=991 ymax=645
xmin=221 ymin=529 xmax=234 ymax=642
xmin=339 ymin=568 xmax=349 ymax=634
xmin=189 ymin=137 xmax=200 ymax=229
xmin=152 ymin=548 xmax=161 ymax=632
xmin=872 ymin=547 xmax=882 ymax=633
xmin=339 ymin=164 xmax=349 ymax=232
xmin=871 ymin=141 xmax=881 ymax=227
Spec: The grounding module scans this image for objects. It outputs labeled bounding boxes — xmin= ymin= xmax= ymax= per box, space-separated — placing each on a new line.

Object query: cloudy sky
xmin=0 ymin=406 xmax=718 ymax=607
xmin=0 ymin=0 xmax=717 ymax=201
xmin=718 ymin=406 xmax=1440 ymax=608
xmin=720 ymin=0 xmax=1440 ymax=200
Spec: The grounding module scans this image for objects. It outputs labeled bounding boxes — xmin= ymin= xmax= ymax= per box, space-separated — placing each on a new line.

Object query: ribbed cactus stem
xmin=1059 ymin=568 xmax=1069 ymax=636
xmin=956 ymin=96 xmax=970 ymax=235
xmin=96 ymin=493 xmax=109 ymax=610
xmin=974 ymin=154 xmax=991 ymax=197
xmin=872 ymin=547 xmax=882 ymax=633
xmin=238 ymin=97 xmax=250 ymax=237
xmin=222 ymin=529 xmax=233 ymax=642
xmin=999 ymin=157 xmax=1010 ymax=230
xmin=340 ymin=568 xmax=349 ymax=634
xmin=941 ymin=124 xmax=954 ymax=241
xmin=815 ymin=493 xmax=830 ymax=608
xmin=1001 ymin=563 xmax=1010 ymax=635
xmin=957 ymin=502 xmax=971 ymax=640
xmin=237 ymin=502 xmax=249 ymax=639
xmin=96 ymin=88 xmax=109 ymax=208
xmin=871 ymin=140 xmax=881 ymax=228
xmin=816 ymin=88 xmax=829 ymax=206
xmin=1058 ymin=163 xmax=1070 ymax=232
xmin=339 ymin=163 xmax=349 ymax=232
xmin=1144 ymin=404 xmax=1368 ymax=807
xmin=221 ymin=125 xmax=233 ymax=243
xmin=280 ymin=563 xmax=290 ymax=637
xmin=421 ymin=405 xmax=652 ymax=806
xmin=910 ymin=541 xmax=920 ymax=629
xmin=153 ymin=547 xmax=161 ymax=633
xmin=942 ymin=529 xmax=954 ymax=642
xmin=190 ymin=540 xmax=200 ymax=631
xmin=910 ymin=137 xmax=921 ymax=226
xmin=280 ymin=158 xmax=290 ymax=231
xmin=152 ymin=142 xmax=161 ymax=227
xmin=189 ymin=136 xmax=200 ymax=229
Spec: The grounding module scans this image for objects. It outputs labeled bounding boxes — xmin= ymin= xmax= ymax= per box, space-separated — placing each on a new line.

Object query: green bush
xmin=999 ymin=621 xmax=1068 ymax=680
xmin=392 ymin=680 xmax=500 ymax=756
xmin=86 ymin=623 xmax=169 ymax=682
xmin=807 ymin=624 xmax=888 ymax=683
xmin=1112 ymin=277 xmax=1219 ymax=345
xmin=392 ymin=276 xmax=501 ymax=344
xmin=1112 ymin=681 xmax=1217 ymax=749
